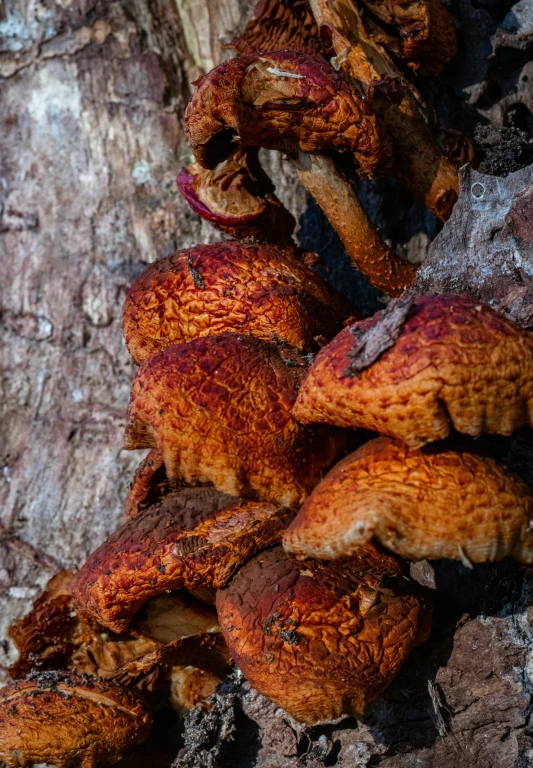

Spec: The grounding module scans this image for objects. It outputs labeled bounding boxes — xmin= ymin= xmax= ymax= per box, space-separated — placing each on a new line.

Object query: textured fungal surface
xmin=293 ymin=295 xmax=533 ymax=447
xmin=177 ymin=151 xmax=296 ymax=244
xmin=185 ymin=51 xmax=384 ymax=178
xmin=229 ymin=0 xmax=325 ymax=55
xmin=216 ymin=546 xmax=432 ymax=724
xmin=0 ymin=672 xmax=152 ymax=768
xmin=72 ymin=490 xmax=293 ymax=633
xmin=124 ymin=334 xmax=344 ymax=505
xmin=362 ymin=0 xmax=457 ymax=74
xmin=284 ymin=437 xmax=533 ymax=564
xmin=7 ymin=570 xmax=84 ymax=679
xmin=123 ymin=241 xmax=340 ymax=365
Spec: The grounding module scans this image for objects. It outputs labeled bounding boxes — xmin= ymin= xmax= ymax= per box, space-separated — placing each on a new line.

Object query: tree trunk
xmin=1 ymin=1 xmax=533 ymax=767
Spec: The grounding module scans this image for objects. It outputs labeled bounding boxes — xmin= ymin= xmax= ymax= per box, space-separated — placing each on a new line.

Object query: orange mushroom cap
xmin=293 ymin=294 xmax=533 ymax=447
xmin=229 ymin=0 xmax=326 ymax=56
xmin=124 ymin=334 xmax=345 ymax=505
xmin=72 ymin=488 xmax=294 ymax=633
xmin=123 ymin=241 xmax=341 ymax=365
xmin=216 ymin=545 xmax=432 ymax=724
xmin=284 ymin=436 xmax=533 ymax=564
xmin=185 ymin=51 xmax=384 ymax=178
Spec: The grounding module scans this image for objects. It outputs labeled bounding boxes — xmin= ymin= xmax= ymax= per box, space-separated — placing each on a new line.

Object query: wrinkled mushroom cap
xmin=284 ymin=437 xmax=533 ymax=564
xmin=0 ymin=672 xmax=152 ymax=768
xmin=216 ymin=545 xmax=432 ymax=724
xmin=123 ymin=241 xmax=340 ymax=365
xmin=123 ymin=334 xmax=344 ymax=505
xmin=72 ymin=486 xmax=294 ymax=633
xmin=293 ymin=295 xmax=533 ymax=447
xmin=229 ymin=0 xmax=325 ymax=56
xmin=177 ymin=151 xmax=296 ymax=244
xmin=185 ymin=51 xmax=384 ymax=178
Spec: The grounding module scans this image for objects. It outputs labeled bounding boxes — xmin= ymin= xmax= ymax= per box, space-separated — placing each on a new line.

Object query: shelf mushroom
xmin=216 ymin=544 xmax=432 ymax=724
xmin=185 ymin=50 xmax=416 ymax=297
xmin=292 ymin=294 xmax=533 ymax=447
xmin=284 ymin=437 xmax=533 ymax=565
xmin=123 ymin=333 xmax=344 ymax=505
xmin=123 ymin=241 xmax=342 ymax=365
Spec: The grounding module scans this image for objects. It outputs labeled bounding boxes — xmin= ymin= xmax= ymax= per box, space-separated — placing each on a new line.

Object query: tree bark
xmin=1 ymin=2 xmax=533 ymax=767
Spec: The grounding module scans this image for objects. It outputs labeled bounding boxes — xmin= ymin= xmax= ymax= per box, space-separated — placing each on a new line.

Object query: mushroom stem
xmin=291 ymin=151 xmax=417 ymax=297
xmin=309 ymin=0 xmax=459 ymax=220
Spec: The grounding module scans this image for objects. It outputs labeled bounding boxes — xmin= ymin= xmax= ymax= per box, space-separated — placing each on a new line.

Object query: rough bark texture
xmin=2 ymin=1 xmax=533 ymax=767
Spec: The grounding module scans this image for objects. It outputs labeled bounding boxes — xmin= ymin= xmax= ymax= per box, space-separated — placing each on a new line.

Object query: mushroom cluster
xmin=3 ymin=0 xmax=533 ymax=765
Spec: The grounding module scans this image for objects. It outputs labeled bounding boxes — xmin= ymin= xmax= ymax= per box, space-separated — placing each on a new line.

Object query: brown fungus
xmin=284 ymin=437 xmax=533 ymax=564
xmin=0 ymin=672 xmax=152 ymax=768
xmin=123 ymin=334 xmax=344 ymax=505
xmin=72 ymin=489 xmax=294 ymax=633
xmin=293 ymin=295 xmax=533 ymax=447
xmin=123 ymin=241 xmax=341 ymax=365
xmin=216 ymin=545 xmax=432 ymax=724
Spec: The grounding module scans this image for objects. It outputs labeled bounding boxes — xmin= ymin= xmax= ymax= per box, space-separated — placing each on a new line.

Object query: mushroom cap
xmin=185 ymin=51 xmax=384 ymax=178
xmin=123 ymin=241 xmax=340 ymax=365
xmin=177 ymin=150 xmax=296 ymax=244
xmin=216 ymin=545 xmax=432 ymax=724
xmin=0 ymin=672 xmax=152 ymax=768
xmin=72 ymin=487 xmax=294 ymax=633
xmin=124 ymin=334 xmax=345 ymax=505
xmin=284 ymin=437 xmax=533 ymax=564
xmin=229 ymin=0 xmax=325 ymax=56
xmin=293 ymin=294 xmax=533 ymax=447
xmin=170 ymin=666 xmax=220 ymax=713
xmin=361 ymin=0 xmax=457 ymax=75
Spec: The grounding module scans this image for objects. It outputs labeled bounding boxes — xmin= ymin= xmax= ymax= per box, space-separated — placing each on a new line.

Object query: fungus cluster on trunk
xmin=2 ymin=0 xmax=533 ymax=765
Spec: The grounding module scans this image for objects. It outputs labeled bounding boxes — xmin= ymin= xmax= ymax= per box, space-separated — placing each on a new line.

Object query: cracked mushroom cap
xmin=0 ymin=672 xmax=152 ymax=768
xmin=293 ymin=294 xmax=533 ymax=447
xmin=72 ymin=486 xmax=294 ymax=633
xmin=123 ymin=241 xmax=340 ymax=365
xmin=177 ymin=149 xmax=296 ymax=245
xmin=284 ymin=437 xmax=533 ymax=564
xmin=123 ymin=334 xmax=345 ymax=505
xmin=185 ymin=51 xmax=384 ymax=178
xmin=361 ymin=0 xmax=457 ymax=75
xmin=216 ymin=545 xmax=432 ymax=724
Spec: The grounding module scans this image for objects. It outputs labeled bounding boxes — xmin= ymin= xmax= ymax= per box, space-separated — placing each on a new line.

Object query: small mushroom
xmin=284 ymin=437 xmax=533 ymax=564
xmin=185 ymin=50 xmax=415 ymax=297
xmin=293 ymin=295 xmax=533 ymax=447
xmin=72 ymin=488 xmax=294 ymax=633
xmin=0 ymin=672 xmax=152 ymax=768
xmin=123 ymin=334 xmax=344 ymax=505
xmin=360 ymin=0 xmax=457 ymax=75
xmin=169 ymin=666 xmax=220 ymax=714
xmin=123 ymin=241 xmax=341 ymax=365
xmin=177 ymin=149 xmax=296 ymax=246
xmin=216 ymin=545 xmax=432 ymax=724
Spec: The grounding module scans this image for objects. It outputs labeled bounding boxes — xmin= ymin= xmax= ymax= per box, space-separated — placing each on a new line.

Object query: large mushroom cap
xmin=123 ymin=241 xmax=340 ymax=365
xmin=177 ymin=150 xmax=296 ymax=245
xmin=72 ymin=487 xmax=294 ymax=633
xmin=0 ymin=672 xmax=152 ymax=768
xmin=185 ymin=51 xmax=384 ymax=177
xmin=123 ymin=333 xmax=344 ymax=505
xmin=293 ymin=294 xmax=533 ymax=447
xmin=284 ymin=437 xmax=533 ymax=564
xmin=216 ymin=545 xmax=432 ymax=724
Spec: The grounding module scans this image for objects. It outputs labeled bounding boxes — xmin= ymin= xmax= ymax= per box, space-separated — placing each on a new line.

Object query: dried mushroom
xmin=123 ymin=334 xmax=344 ymax=505
xmin=72 ymin=489 xmax=294 ymax=633
xmin=293 ymin=295 xmax=533 ymax=447
xmin=7 ymin=569 xmax=86 ymax=679
xmin=169 ymin=666 xmax=220 ymax=714
xmin=185 ymin=50 xmax=415 ymax=296
xmin=284 ymin=437 xmax=533 ymax=564
xmin=177 ymin=150 xmax=296 ymax=245
xmin=229 ymin=0 xmax=325 ymax=56
xmin=361 ymin=0 xmax=457 ymax=75
xmin=123 ymin=241 xmax=341 ymax=365
xmin=0 ymin=672 xmax=152 ymax=768
xmin=216 ymin=545 xmax=432 ymax=724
